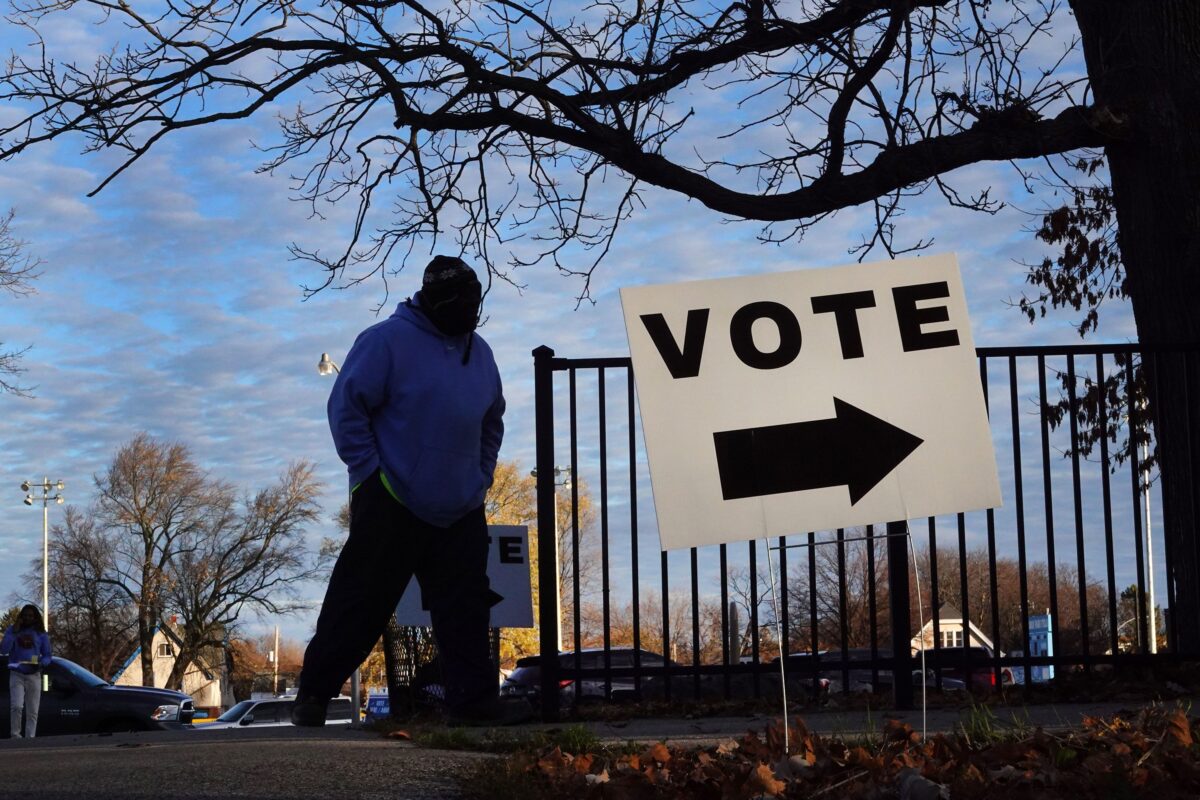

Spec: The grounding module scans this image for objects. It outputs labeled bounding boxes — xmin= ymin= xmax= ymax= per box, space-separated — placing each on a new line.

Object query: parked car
xmin=1 ymin=657 xmax=195 ymax=737
xmin=769 ymin=652 xmax=835 ymax=699
xmin=917 ymin=646 xmax=1014 ymax=690
xmin=786 ymin=648 xmax=891 ymax=695
xmin=912 ymin=668 xmax=967 ymax=692
xmin=197 ymin=695 xmax=355 ymax=730
xmin=779 ymin=650 xmax=967 ymax=695
xmin=501 ymin=648 xmax=675 ymax=707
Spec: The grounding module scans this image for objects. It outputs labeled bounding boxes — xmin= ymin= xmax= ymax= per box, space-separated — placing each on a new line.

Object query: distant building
xmin=1027 ymin=612 xmax=1054 ymax=682
xmin=111 ymin=624 xmax=234 ymax=718
xmin=910 ymin=604 xmax=997 ymax=653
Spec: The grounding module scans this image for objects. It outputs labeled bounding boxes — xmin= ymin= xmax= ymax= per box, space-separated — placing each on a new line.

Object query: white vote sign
xmin=620 ymin=254 xmax=1001 ymax=551
xmin=394 ymin=525 xmax=534 ymax=628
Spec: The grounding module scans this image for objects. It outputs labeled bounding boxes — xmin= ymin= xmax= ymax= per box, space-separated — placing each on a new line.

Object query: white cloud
xmin=0 ymin=5 xmax=1149 ymax=645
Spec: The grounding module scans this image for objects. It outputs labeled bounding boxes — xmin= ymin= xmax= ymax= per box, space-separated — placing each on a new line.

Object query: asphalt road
xmin=0 ymin=726 xmax=493 ymax=800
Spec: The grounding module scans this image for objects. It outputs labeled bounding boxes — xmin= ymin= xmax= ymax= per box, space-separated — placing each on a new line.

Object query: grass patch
xmin=368 ymin=718 xmax=602 ymax=755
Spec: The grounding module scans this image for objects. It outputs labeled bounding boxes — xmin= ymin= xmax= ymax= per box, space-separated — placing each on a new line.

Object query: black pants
xmin=297 ymin=472 xmax=497 ymax=711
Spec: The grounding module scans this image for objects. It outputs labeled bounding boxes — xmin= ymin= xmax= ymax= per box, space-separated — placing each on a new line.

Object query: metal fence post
xmin=533 ymin=345 xmax=562 ymax=722
xmin=887 ymin=520 xmax=914 ymax=709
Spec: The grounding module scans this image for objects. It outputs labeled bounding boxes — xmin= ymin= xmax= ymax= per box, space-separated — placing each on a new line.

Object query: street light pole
xmin=22 ymin=477 xmax=64 ymax=632
xmin=317 ymin=352 xmax=362 ymax=724
xmin=1142 ymin=435 xmax=1158 ymax=654
xmin=530 ymin=466 xmax=572 ymax=650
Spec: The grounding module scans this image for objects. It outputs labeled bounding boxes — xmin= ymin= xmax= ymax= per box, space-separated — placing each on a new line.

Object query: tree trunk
xmin=1073 ymin=0 xmax=1200 ymax=652
xmin=138 ymin=607 xmax=156 ymax=687
xmin=166 ymin=649 xmax=193 ymax=691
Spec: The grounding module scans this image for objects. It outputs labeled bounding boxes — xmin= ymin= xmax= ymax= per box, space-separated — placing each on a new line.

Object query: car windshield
xmin=216 ymin=700 xmax=255 ymax=722
xmin=55 ymin=658 xmax=109 ymax=688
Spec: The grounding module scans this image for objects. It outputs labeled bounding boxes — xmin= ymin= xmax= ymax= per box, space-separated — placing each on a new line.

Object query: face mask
xmin=420 ymin=278 xmax=482 ymax=337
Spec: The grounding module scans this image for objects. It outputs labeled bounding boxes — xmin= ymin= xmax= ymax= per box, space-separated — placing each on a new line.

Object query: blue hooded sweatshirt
xmin=1 ymin=625 xmax=52 ymax=674
xmin=327 ymin=295 xmax=505 ymax=527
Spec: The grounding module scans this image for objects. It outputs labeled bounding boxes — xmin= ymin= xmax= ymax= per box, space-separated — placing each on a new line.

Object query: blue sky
xmin=0 ymin=3 xmax=1157 ymax=649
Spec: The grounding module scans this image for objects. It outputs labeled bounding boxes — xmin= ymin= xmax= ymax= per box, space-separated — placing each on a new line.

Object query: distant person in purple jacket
xmin=2 ymin=604 xmax=52 ymax=738
xmin=293 ymin=255 xmax=530 ymax=727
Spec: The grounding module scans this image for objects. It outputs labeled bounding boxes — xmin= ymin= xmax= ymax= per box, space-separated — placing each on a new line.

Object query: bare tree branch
xmin=0 ymin=0 xmax=1128 ymax=300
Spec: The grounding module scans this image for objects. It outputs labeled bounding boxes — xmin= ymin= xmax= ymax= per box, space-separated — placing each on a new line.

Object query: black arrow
xmin=712 ymin=398 xmax=923 ymax=504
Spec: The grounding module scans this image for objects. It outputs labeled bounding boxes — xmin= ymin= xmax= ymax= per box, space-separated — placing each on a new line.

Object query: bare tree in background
xmin=91 ymin=434 xmax=322 ymax=688
xmin=0 ymin=209 xmax=40 ymax=396
xmin=787 ymin=531 xmax=890 ymax=652
xmin=21 ymin=506 xmax=137 ymax=679
xmin=162 ymin=461 xmax=323 ymax=689
xmin=602 ymin=590 xmax=696 ymax=664
xmin=93 ymin=434 xmax=214 ymax=687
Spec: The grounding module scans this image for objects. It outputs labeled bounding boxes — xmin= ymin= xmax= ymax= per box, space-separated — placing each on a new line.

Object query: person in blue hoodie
xmin=293 ymin=255 xmax=526 ymax=727
xmin=2 ymin=604 xmax=52 ymax=738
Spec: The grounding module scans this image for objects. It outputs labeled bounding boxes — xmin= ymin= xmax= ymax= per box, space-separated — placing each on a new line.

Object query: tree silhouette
xmin=3 ymin=0 xmax=1199 ymax=645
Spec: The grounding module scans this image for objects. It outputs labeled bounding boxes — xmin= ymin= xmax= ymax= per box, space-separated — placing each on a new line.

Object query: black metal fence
xmin=531 ymin=344 xmax=1197 ymax=721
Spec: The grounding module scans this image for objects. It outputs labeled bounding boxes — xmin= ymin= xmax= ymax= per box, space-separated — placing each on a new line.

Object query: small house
xmin=910 ymin=604 xmax=997 ymax=653
xmin=111 ymin=624 xmax=233 ymax=719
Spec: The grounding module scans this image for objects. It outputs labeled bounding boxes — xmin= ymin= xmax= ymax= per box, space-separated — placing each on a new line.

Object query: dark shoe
xmin=447 ymin=696 xmax=534 ymax=727
xmin=290 ymin=696 xmax=329 ymax=727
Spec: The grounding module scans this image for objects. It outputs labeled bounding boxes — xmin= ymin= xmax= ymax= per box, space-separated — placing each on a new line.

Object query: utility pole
xmin=273 ymin=625 xmax=280 ymax=695
xmin=22 ymin=477 xmax=64 ymax=632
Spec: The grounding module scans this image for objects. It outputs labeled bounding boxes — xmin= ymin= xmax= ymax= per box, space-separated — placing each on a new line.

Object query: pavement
xmin=0 ymin=725 xmax=490 ymax=800
xmin=0 ymin=699 xmax=1180 ymax=800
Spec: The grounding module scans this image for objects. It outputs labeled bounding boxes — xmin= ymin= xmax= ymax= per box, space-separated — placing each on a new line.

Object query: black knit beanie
xmin=423 ymin=255 xmax=477 ymax=288
xmin=418 ymin=255 xmax=482 ymax=361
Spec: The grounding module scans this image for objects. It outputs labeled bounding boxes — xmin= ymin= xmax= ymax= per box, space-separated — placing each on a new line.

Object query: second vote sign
xmin=620 ymin=253 xmax=1002 ymax=551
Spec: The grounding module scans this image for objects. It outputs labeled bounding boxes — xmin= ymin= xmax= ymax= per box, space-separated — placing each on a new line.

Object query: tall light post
xmin=531 ymin=465 xmax=572 ymax=649
xmin=22 ymin=478 xmax=64 ymax=632
xmin=1126 ymin=400 xmax=1158 ymax=654
xmin=316 ymin=352 xmax=362 ymax=723
xmin=1141 ymin=430 xmax=1158 ymax=653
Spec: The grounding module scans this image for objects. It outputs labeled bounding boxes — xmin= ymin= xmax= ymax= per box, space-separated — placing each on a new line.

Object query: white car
xmin=197 ymin=695 xmax=354 ymax=729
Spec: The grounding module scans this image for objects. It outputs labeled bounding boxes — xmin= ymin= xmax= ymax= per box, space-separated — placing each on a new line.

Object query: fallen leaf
xmin=584 ymin=769 xmax=610 ymax=785
xmin=537 ymin=747 xmax=565 ymax=776
xmin=802 ymin=734 xmax=818 ymax=765
xmin=572 ymin=753 xmax=595 ymax=774
xmin=746 ymin=763 xmax=788 ymax=797
xmin=766 ymin=721 xmax=786 ymax=757
xmin=847 ymin=746 xmax=882 ymax=771
xmin=961 ymin=763 xmax=985 ymax=784
xmin=885 ymin=719 xmax=918 ymax=743
xmin=386 ymin=730 xmax=411 ymax=740
xmin=646 ymin=742 xmax=672 ymax=764
xmin=716 ymin=739 xmax=740 ymax=756
xmin=1166 ymin=710 xmax=1193 ymax=748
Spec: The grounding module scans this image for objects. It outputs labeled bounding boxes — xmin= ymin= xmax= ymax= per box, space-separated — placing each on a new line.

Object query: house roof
xmin=110 ymin=623 xmax=216 ymax=683
xmin=937 ymin=604 xmax=963 ymax=620
xmin=911 ymin=606 xmax=996 ymax=651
